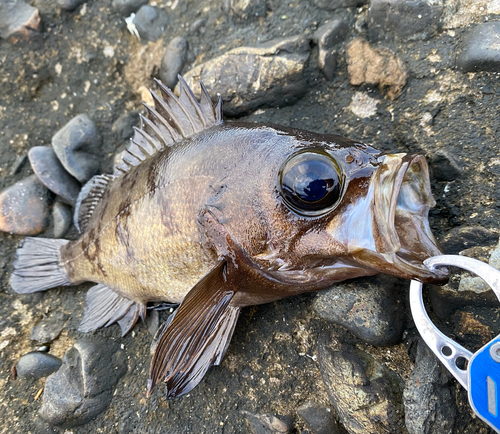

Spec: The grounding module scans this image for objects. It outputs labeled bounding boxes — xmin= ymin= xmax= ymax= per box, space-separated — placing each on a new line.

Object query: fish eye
xmin=279 ymin=151 xmax=343 ymax=216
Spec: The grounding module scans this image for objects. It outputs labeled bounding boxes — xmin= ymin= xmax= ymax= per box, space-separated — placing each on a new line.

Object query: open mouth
xmin=373 ymin=154 xmax=448 ymax=283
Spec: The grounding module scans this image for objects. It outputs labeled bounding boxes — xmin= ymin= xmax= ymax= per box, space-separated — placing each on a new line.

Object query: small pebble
xmin=52 ymin=114 xmax=102 ymax=184
xmin=313 ymin=20 xmax=348 ymax=50
xmin=52 ymin=202 xmax=73 ymax=238
xmin=296 ymin=401 xmax=341 ymax=434
xmin=0 ymin=0 xmax=42 ymax=42
xmin=30 ymin=312 xmax=67 ymax=344
xmin=146 ymin=309 xmax=160 ymax=336
xmin=112 ymin=0 xmax=148 ymax=16
xmin=39 ymin=339 xmax=127 ymax=428
xmin=56 ymin=0 xmax=85 ymax=11
xmin=190 ymin=18 xmax=206 ymax=34
xmin=430 ymin=149 xmax=463 ymax=182
xmin=160 ymin=36 xmax=188 ymax=89
xmin=10 ymin=154 xmax=27 ymax=176
xmin=132 ymin=5 xmax=168 ymax=42
xmin=241 ymin=411 xmax=293 ymax=434
xmin=313 ymin=0 xmax=367 ymax=10
xmin=457 ymin=21 xmax=500 ymax=73
xmin=112 ymin=111 xmax=140 ymax=141
xmin=16 ymin=352 xmax=62 ymax=380
xmin=0 ymin=175 xmax=51 ymax=236
xmin=28 ymin=146 xmax=81 ymax=205
xmin=228 ymin=0 xmax=266 ymax=23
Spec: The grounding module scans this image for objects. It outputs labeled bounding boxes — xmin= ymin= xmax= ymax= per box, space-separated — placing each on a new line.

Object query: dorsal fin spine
xmin=139 ymin=115 xmax=168 ymax=150
xmin=177 ymin=75 xmax=207 ymax=128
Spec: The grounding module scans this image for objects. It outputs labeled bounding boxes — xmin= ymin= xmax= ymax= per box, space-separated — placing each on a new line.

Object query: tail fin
xmin=10 ymin=237 xmax=71 ymax=294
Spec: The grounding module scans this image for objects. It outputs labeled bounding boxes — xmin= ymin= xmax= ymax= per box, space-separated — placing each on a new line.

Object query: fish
xmin=10 ymin=77 xmax=448 ymax=399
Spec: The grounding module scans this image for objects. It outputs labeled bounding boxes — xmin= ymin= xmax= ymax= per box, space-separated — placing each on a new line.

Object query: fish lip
xmin=372 ymin=154 xmax=449 ymax=283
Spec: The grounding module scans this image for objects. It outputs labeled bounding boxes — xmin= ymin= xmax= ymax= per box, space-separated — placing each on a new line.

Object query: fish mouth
xmin=369 ymin=153 xmax=448 ymax=283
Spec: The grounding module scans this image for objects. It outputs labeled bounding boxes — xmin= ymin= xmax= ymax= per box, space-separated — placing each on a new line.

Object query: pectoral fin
xmin=147 ymin=260 xmax=240 ymax=399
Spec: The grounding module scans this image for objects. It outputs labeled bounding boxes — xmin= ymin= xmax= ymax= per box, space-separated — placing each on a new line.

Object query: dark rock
xmin=312 ymin=275 xmax=405 ymax=346
xmin=317 ymin=49 xmax=336 ymax=81
xmin=30 ymin=312 xmax=67 ymax=343
xmin=318 ymin=336 xmax=406 ymax=434
xmin=439 ymin=226 xmax=498 ymax=255
xmin=159 ymin=36 xmax=188 ymax=89
xmin=0 ymin=175 xmax=51 ymax=235
xmin=132 ymin=5 xmax=168 ymax=42
xmin=52 ymin=114 xmax=102 ymax=184
xmin=146 ymin=308 xmax=160 ymax=336
xmin=28 ymin=146 xmax=81 ymax=205
xmin=346 ymin=38 xmax=407 ymax=99
xmin=16 ymin=352 xmax=62 ymax=380
xmin=56 ymin=0 xmax=85 ymax=11
xmin=10 ymin=154 xmax=27 ymax=176
xmin=39 ymin=339 xmax=127 ymax=428
xmin=190 ymin=18 xmax=206 ymax=34
xmin=182 ymin=35 xmax=310 ymax=117
xmin=313 ymin=20 xmax=348 ymax=50
xmin=0 ymin=0 xmax=42 ymax=42
xmin=430 ymin=150 xmax=463 ymax=182
xmin=313 ymin=0 xmax=367 ymax=10
xmin=112 ymin=111 xmax=140 ymax=141
xmin=52 ymin=202 xmax=73 ymax=238
xmin=368 ymin=0 xmax=443 ymax=42
xmin=112 ymin=0 xmax=148 ymax=16
xmin=228 ymin=0 xmax=266 ymax=23
xmin=296 ymin=401 xmax=343 ymax=434
xmin=403 ymin=339 xmax=457 ymax=434
xmin=457 ymin=22 xmax=500 ymax=73
xmin=241 ymin=411 xmax=293 ymax=434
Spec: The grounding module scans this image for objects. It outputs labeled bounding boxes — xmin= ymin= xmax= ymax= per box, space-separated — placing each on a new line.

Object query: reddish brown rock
xmin=0 ymin=175 xmax=51 ymax=235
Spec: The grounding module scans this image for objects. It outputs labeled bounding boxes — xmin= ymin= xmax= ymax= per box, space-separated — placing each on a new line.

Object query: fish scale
xmin=11 ymin=77 xmax=448 ymax=399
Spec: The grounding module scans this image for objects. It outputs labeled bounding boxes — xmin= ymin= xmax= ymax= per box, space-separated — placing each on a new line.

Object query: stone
xmin=190 ymin=18 xmax=206 ymax=34
xmin=313 ymin=20 xmax=348 ymax=50
xmin=112 ymin=0 xmax=148 ymax=16
xmin=0 ymin=175 xmax=51 ymax=236
xmin=10 ymin=154 xmax=27 ymax=176
xmin=56 ymin=0 xmax=85 ymax=11
xmin=28 ymin=146 xmax=81 ymax=205
xmin=241 ymin=411 xmax=293 ymax=434
xmin=112 ymin=111 xmax=140 ymax=141
xmin=318 ymin=337 xmax=406 ymax=434
xmin=39 ymin=339 xmax=127 ymax=428
xmin=146 ymin=308 xmax=160 ymax=336
xmin=52 ymin=202 xmax=73 ymax=238
xmin=0 ymin=0 xmax=42 ymax=42
xmin=430 ymin=150 xmax=463 ymax=182
xmin=457 ymin=22 xmax=500 ymax=73
xmin=442 ymin=0 xmax=500 ymax=31
xmin=159 ymin=36 xmax=188 ymax=89
xmin=228 ymin=0 xmax=266 ymax=23
xmin=346 ymin=38 xmax=408 ymax=99
xmin=439 ymin=226 xmax=497 ymax=255
xmin=313 ymin=275 xmax=405 ymax=346
xmin=16 ymin=352 xmax=62 ymax=380
xmin=181 ymin=35 xmax=310 ymax=117
xmin=318 ymin=49 xmax=336 ymax=81
xmin=30 ymin=312 xmax=68 ymax=343
xmin=368 ymin=0 xmax=443 ymax=42
xmin=296 ymin=401 xmax=342 ymax=434
xmin=52 ymin=114 xmax=102 ymax=184
xmin=132 ymin=5 xmax=168 ymax=42
xmin=403 ymin=339 xmax=457 ymax=434
xmin=313 ymin=0 xmax=367 ymax=10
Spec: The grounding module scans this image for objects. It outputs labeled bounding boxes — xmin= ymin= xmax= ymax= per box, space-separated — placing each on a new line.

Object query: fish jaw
xmin=335 ymin=153 xmax=448 ymax=283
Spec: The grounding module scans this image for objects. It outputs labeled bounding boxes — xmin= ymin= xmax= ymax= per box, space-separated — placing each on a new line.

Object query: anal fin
xmin=147 ymin=260 xmax=240 ymax=399
xmin=79 ymin=284 xmax=145 ymax=336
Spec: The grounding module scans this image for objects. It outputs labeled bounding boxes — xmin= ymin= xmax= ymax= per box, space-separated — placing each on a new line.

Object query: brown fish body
xmin=11 ymin=79 xmax=447 ymax=399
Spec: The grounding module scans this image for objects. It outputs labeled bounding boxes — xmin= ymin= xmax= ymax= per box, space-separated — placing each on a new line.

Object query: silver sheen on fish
xmin=10 ymin=77 xmax=448 ymax=398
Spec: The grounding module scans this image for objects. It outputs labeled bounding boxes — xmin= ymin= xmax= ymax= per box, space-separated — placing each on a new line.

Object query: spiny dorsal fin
xmin=114 ymin=77 xmax=223 ymax=176
xmin=74 ymin=174 xmax=114 ymax=233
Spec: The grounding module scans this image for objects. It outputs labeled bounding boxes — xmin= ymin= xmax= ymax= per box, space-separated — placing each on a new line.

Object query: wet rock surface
xmin=0 ymin=175 xmax=51 ymax=235
xmin=39 ymin=339 xmax=127 ymax=428
xmin=0 ymin=0 xmax=42 ymax=42
xmin=16 ymin=352 xmax=62 ymax=380
xmin=28 ymin=146 xmax=81 ymax=205
xmin=132 ymin=5 xmax=169 ymax=42
xmin=1 ymin=1 xmax=500 ymax=433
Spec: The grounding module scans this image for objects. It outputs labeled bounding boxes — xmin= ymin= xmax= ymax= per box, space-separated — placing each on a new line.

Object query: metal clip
xmin=410 ymin=255 xmax=500 ymax=433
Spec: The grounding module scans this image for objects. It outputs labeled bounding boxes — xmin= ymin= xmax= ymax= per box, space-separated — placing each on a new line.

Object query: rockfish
xmin=10 ymin=77 xmax=447 ymax=398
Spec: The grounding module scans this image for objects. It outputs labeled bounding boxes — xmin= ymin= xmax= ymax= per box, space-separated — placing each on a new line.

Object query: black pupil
xmin=281 ymin=153 xmax=342 ymax=215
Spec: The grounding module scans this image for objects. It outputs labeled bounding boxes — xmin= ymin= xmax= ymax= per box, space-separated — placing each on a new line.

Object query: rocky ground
xmin=1 ymin=0 xmax=500 ymax=433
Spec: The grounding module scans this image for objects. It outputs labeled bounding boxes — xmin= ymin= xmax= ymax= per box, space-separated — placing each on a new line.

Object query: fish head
xmin=257 ymin=132 xmax=448 ymax=287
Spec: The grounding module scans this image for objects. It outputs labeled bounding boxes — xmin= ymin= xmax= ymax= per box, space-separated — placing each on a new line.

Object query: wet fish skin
xmin=10 ymin=78 xmax=447 ymax=399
